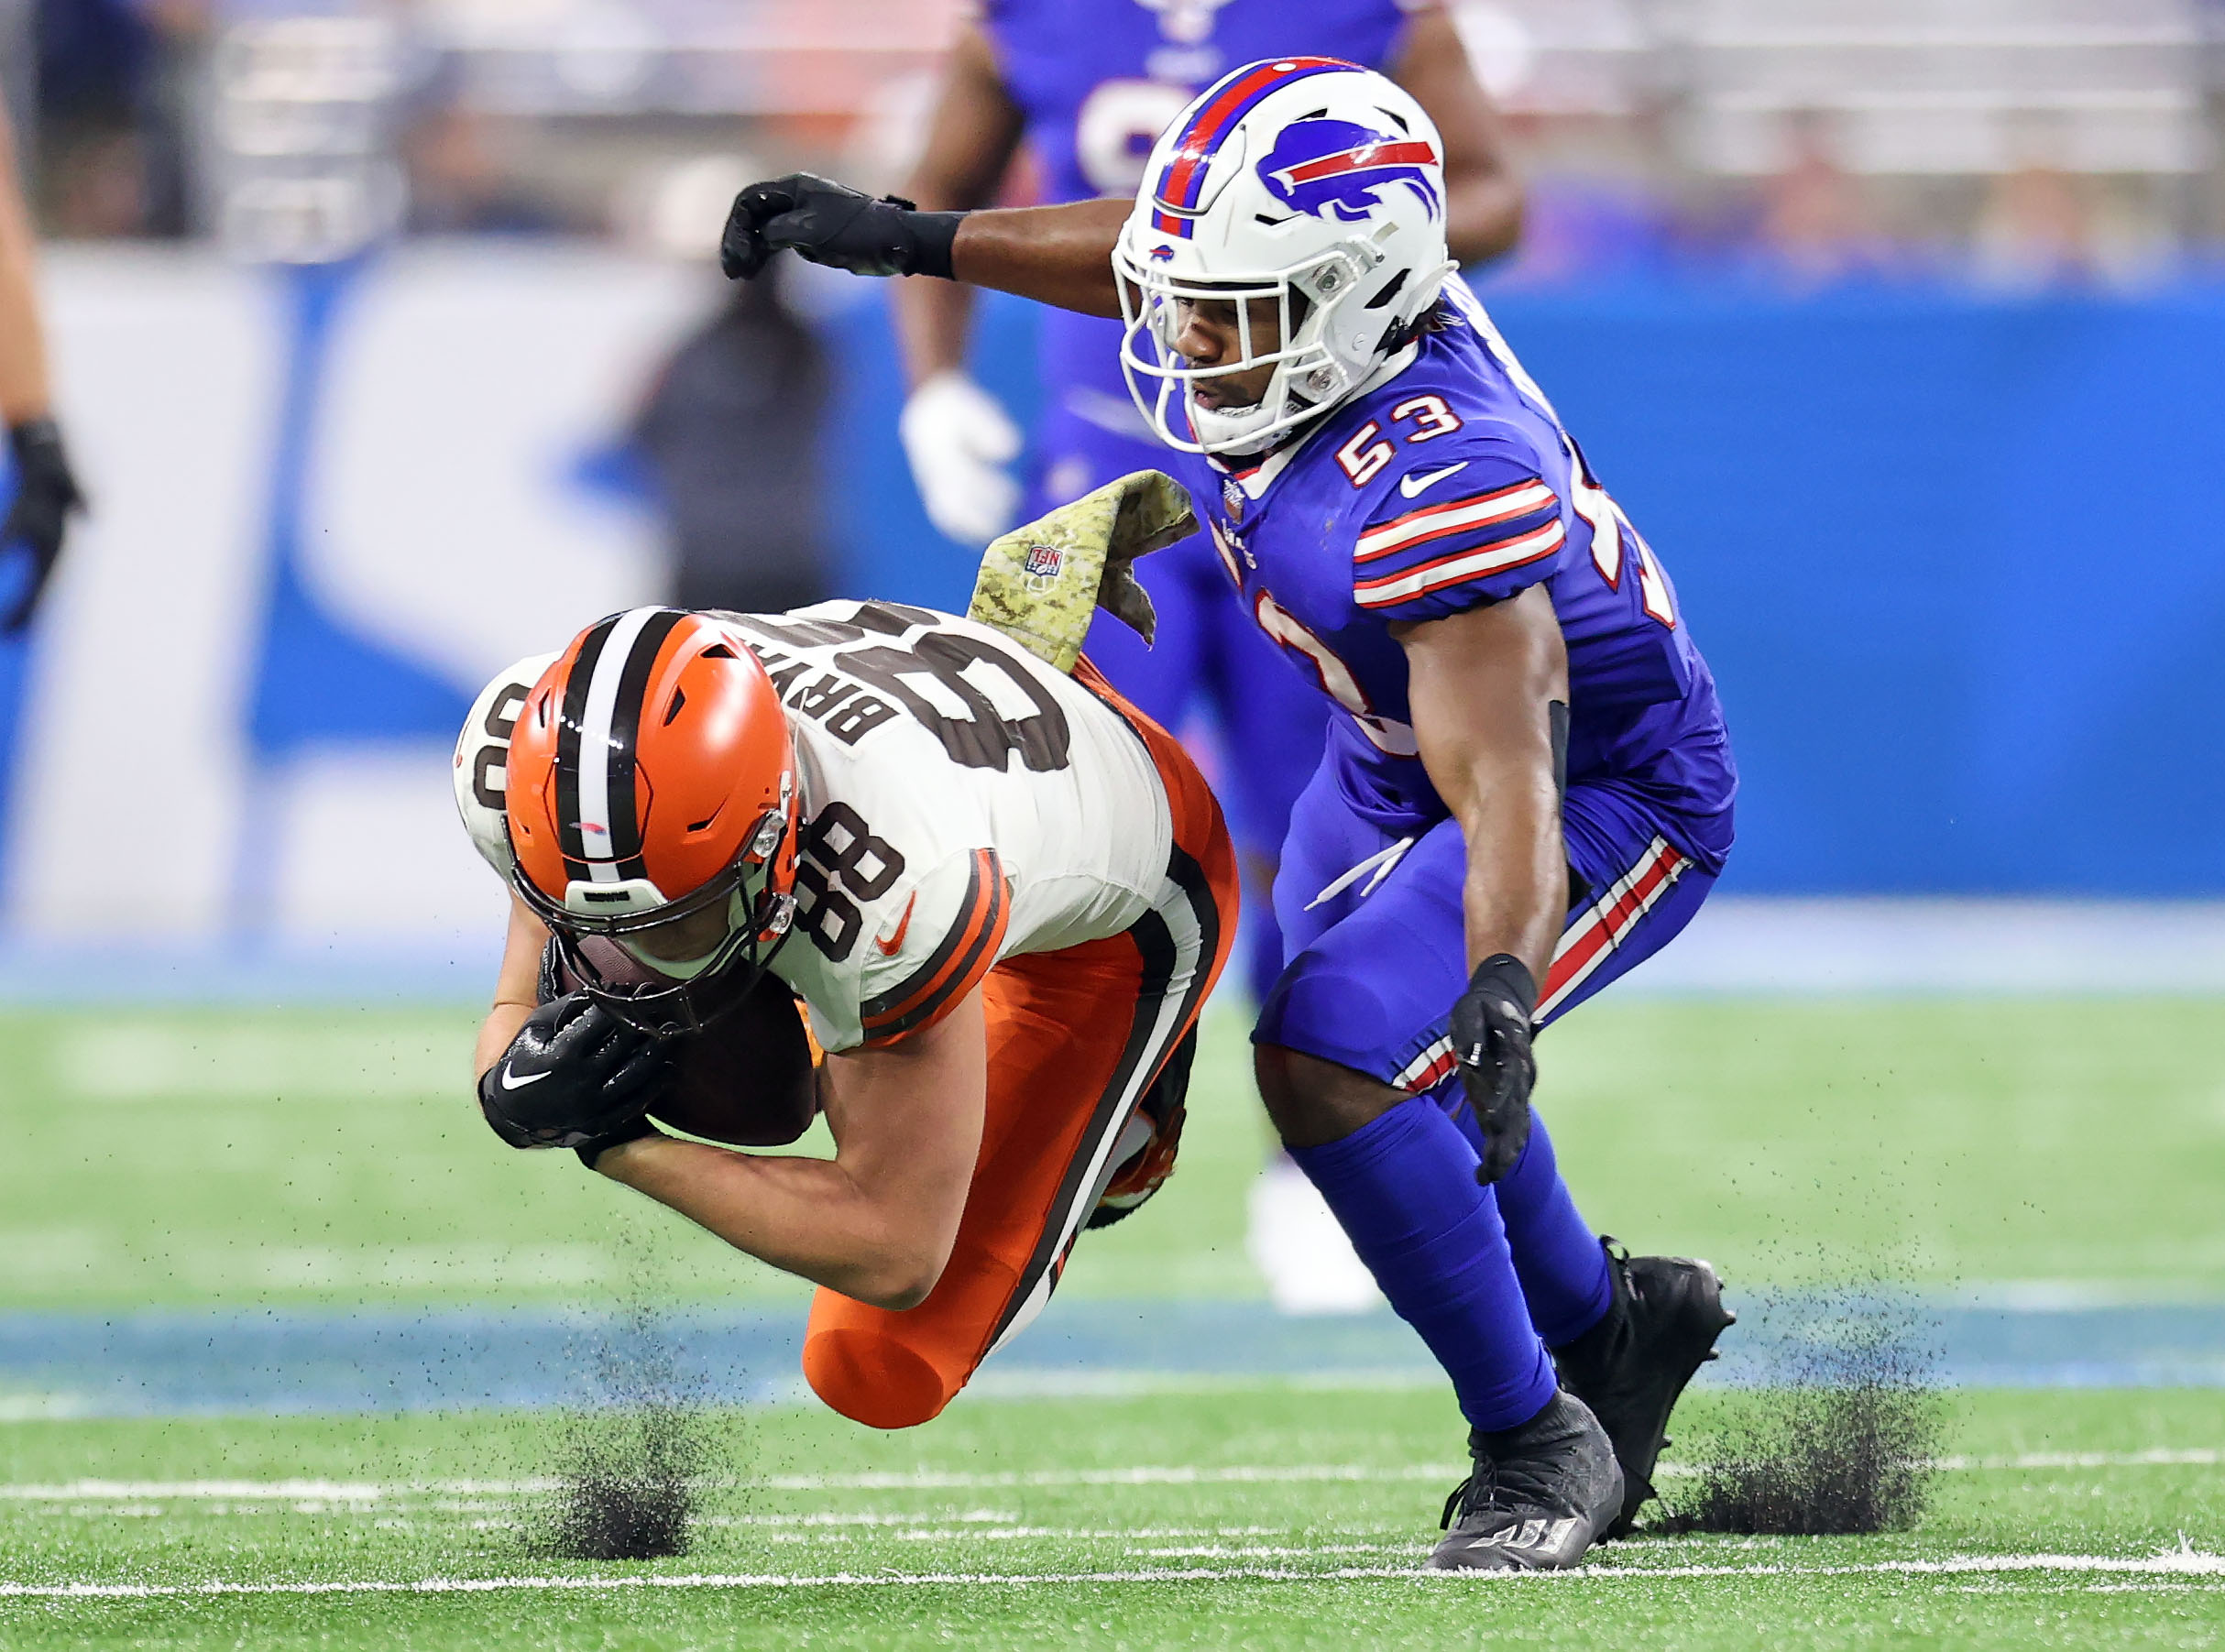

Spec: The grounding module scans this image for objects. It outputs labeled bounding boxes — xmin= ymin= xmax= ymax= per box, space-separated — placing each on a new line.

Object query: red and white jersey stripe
xmin=1354 ymin=480 xmax=1558 ymax=564
xmin=1354 ymin=519 xmax=1567 ymax=611
xmin=1390 ymin=835 xmax=1692 ymax=1094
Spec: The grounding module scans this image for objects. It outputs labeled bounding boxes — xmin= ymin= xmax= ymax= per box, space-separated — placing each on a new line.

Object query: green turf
xmin=1 ymin=1387 xmax=2220 ymax=1648
xmin=0 ymin=998 xmax=2220 ymax=1308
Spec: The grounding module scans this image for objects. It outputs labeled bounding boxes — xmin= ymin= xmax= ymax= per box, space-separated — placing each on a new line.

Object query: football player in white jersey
xmin=457 ymin=599 xmax=1236 ymax=1428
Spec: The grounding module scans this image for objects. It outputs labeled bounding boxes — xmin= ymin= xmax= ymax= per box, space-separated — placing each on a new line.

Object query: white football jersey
xmin=457 ymin=601 xmax=1176 ymax=1053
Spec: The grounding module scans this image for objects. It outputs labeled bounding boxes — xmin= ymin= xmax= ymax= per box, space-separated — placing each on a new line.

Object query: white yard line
xmin=3 ymin=1449 xmax=2218 ymax=1504
xmin=2 ymin=1550 xmax=2222 ymax=1599
xmin=1936 ymin=1449 xmax=2225 ymax=1471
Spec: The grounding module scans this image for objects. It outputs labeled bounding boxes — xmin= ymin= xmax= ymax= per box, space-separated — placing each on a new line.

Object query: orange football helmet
xmin=504 ymin=607 xmax=799 ymax=1033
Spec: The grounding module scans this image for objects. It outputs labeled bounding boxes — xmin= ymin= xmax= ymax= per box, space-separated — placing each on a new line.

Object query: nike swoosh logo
xmin=1399 ymin=462 xmax=1469 ymax=498
xmin=498 ymin=1064 xmax=552 ymax=1090
xmin=873 ymin=893 xmax=918 ymax=957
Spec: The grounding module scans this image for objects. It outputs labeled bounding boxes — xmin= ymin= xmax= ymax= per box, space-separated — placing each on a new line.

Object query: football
xmin=543 ymin=939 xmax=818 ymax=1147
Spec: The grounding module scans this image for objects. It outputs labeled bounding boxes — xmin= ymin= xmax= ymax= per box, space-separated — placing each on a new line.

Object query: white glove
xmin=899 ymin=371 xmax=1024 ymax=546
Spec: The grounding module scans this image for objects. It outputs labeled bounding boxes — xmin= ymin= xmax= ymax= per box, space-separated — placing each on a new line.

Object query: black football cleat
xmin=1551 ymin=1240 xmax=1736 ymax=1537
xmin=1428 ymin=1390 xmax=1625 ymax=1571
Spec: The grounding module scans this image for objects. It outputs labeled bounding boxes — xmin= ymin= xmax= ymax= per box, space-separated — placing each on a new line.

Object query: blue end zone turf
xmin=3 ymin=1299 xmax=2222 ymax=1418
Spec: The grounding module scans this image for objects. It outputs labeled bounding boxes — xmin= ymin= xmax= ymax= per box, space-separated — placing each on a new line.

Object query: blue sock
xmin=1491 ymin=1112 xmax=1613 ymax=1348
xmin=1289 ymin=1097 xmax=1557 ymax=1431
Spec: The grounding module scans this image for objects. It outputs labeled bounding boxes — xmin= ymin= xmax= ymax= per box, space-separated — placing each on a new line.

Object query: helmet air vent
xmin=699 ymin=643 xmax=737 ymax=661
xmin=1365 ymin=268 xmax=1409 ymax=310
xmin=663 ymin=689 xmax=686 ymax=726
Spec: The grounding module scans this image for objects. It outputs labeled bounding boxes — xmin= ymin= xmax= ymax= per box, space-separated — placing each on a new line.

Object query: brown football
xmin=544 ymin=939 xmax=819 ymax=1147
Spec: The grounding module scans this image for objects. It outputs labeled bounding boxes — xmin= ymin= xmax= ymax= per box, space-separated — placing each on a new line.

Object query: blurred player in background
xmin=0 ymin=88 xmax=84 ymax=631
xmin=458 ymin=595 xmax=1237 ymax=1431
xmin=894 ymin=1 xmax=1523 ymax=1311
xmin=722 ymin=56 xmax=1737 ymax=1570
xmin=630 ymin=270 xmax=838 ymax=615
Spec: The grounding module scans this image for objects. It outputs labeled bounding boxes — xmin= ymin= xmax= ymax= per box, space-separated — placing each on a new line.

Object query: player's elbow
xmin=867 ymin=1276 xmax=936 ymax=1313
xmin=851 ymin=1250 xmax=946 ymax=1312
xmin=847 ymin=1226 xmax=953 ymax=1311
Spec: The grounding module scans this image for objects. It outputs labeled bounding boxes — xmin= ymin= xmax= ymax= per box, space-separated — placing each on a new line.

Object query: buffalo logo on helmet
xmin=1022 ymin=543 xmax=1064 ymax=581
xmin=1257 ymin=118 xmax=1441 ymax=224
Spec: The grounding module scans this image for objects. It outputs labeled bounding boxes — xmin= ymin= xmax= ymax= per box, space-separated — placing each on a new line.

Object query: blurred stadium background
xmin=0 ymin=0 xmax=2222 ymax=1404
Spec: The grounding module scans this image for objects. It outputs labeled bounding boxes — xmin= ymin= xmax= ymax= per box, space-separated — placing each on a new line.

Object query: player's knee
xmin=1255 ymin=1043 xmax=1407 ymax=1149
xmin=802 ymin=1326 xmax=959 ymax=1430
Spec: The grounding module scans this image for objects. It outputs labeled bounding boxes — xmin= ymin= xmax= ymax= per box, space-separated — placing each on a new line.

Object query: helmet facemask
xmin=517 ymin=791 xmax=799 ymax=1038
xmin=1115 ymin=238 xmax=1383 ymax=457
xmin=499 ymin=607 xmax=807 ymax=1040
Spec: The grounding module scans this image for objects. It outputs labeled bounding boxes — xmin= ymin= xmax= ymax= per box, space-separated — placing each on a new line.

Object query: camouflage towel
xmin=966 ymin=470 xmax=1199 ymax=673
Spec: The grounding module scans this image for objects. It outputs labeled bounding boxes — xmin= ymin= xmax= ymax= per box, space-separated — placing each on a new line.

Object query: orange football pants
xmin=801 ymin=666 xmax=1240 ymax=1429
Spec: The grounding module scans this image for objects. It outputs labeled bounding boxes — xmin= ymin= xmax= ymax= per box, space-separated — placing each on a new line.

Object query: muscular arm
xmin=1394 ymin=587 xmax=1568 ymax=982
xmin=1390 ymin=8 xmax=1524 ymax=267
xmin=0 ymin=92 xmax=50 ymax=425
xmin=893 ymin=24 xmax=1026 ymax=388
xmin=587 ymin=994 xmax=987 ymax=1310
xmin=951 ymin=196 xmax=1128 ymax=318
xmin=754 ymin=28 xmax=1515 ymax=323
xmin=472 ymin=890 xmax=981 ymax=1307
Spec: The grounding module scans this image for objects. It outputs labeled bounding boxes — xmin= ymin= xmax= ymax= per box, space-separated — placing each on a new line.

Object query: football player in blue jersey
xmin=720 ymin=57 xmax=1737 ymax=1571
xmin=891 ymin=3 xmax=1522 ymax=1136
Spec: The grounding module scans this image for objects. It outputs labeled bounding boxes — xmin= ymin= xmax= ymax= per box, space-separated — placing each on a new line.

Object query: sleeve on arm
xmin=856 ymin=848 xmax=1011 ymax=1048
xmin=1352 ymin=451 xmax=1568 ymax=624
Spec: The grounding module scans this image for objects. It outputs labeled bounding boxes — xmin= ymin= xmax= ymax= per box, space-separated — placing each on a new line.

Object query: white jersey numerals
xmin=1390 ymin=393 xmax=1463 ymax=442
xmin=1334 ymin=396 xmax=1471 ymax=488
xmin=1445 ymin=277 xmax=1677 ymax=631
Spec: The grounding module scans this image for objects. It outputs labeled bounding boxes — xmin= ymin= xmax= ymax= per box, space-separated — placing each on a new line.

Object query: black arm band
xmin=1466 ymin=953 xmax=1539 ymax=1022
xmin=904 ymin=210 xmax=966 ymax=280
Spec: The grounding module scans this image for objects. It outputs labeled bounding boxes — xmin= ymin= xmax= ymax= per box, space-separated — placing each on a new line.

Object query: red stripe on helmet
xmin=1152 ymin=57 xmax=1356 ymax=219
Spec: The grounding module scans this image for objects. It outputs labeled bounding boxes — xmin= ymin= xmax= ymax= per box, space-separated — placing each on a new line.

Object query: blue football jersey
xmin=980 ymin=0 xmax=1419 ymax=421
xmin=1162 ymin=276 xmax=1737 ymax=866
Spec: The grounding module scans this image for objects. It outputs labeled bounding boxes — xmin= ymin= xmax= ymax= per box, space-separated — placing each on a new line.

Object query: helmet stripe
xmin=602 ymin=607 xmax=686 ymax=880
xmin=1150 ymin=56 xmax=1355 ymax=237
xmin=564 ymin=607 xmax=671 ymax=885
xmin=554 ymin=614 xmax=619 ymax=882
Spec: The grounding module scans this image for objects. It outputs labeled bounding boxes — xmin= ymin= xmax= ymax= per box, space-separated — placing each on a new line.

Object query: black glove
xmin=2 ymin=420 xmax=84 ymax=632
xmin=720 ymin=173 xmax=963 ymax=282
xmin=477 ymin=994 xmax=673 ymax=1150
xmin=1451 ymin=954 xmax=1538 ymax=1187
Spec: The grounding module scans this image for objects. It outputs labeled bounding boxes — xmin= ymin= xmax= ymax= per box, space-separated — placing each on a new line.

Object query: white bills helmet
xmin=1114 ymin=58 xmax=1455 ymax=457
